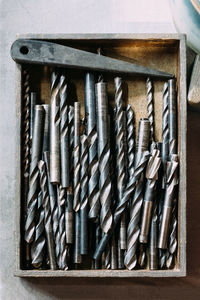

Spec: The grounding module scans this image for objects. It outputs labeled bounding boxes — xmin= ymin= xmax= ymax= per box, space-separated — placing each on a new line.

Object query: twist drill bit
xmin=50 ymin=71 xmax=60 ymax=184
xmin=111 ymin=234 xmax=117 ymax=269
xmin=95 ymin=81 xmax=112 ymax=234
xmin=25 ymin=105 xmax=44 ymax=243
xmin=42 ymin=105 xmax=50 ymax=153
xmin=80 ymin=135 xmax=89 ymax=255
xmin=126 ymin=105 xmax=135 ymax=180
xmin=65 ymin=187 xmax=74 ymax=244
xmin=146 ymin=78 xmax=155 ymax=144
xmin=94 ymin=221 xmax=102 ymax=269
xmin=138 ymin=244 xmax=147 ymax=268
xmin=43 ymin=151 xmax=60 ymax=265
xmin=105 ymin=244 xmax=111 ymax=269
xmin=57 ymin=186 xmax=68 ymax=270
xmin=30 ymin=92 xmax=36 ymax=144
xmin=114 ymin=77 xmax=126 ymax=251
xmin=68 ymin=105 xmax=74 ymax=156
xmin=158 ymin=155 xmax=179 ymax=249
xmin=38 ymin=160 xmax=57 ymax=270
xmin=60 ymin=74 xmax=70 ymax=188
xmin=168 ymin=79 xmax=177 ymax=157
xmin=124 ymin=119 xmax=150 ymax=270
xmin=94 ymin=151 xmax=150 ymax=261
xmin=149 ymin=203 xmax=158 ymax=270
xmin=162 ymin=82 xmax=169 ymax=187
xmin=31 ymin=191 xmax=45 ymax=268
xmin=139 ymin=149 xmax=161 ymax=243
xmin=85 ymin=72 xmax=100 ymax=220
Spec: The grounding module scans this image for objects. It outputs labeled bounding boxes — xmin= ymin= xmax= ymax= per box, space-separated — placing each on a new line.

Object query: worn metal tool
xmin=168 ymin=79 xmax=177 ymax=157
xmin=11 ymin=39 xmax=174 ymax=79
xmin=42 ymin=104 xmax=50 ymax=153
xmin=126 ymin=104 xmax=135 ymax=180
xmin=65 ymin=187 xmax=74 ymax=244
xmin=162 ymin=82 xmax=169 ymax=187
xmin=25 ymin=105 xmax=44 ymax=243
xmin=146 ymin=78 xmax=155 ymax=145
xmin=30 ymin=92 xmax=36 ymax=144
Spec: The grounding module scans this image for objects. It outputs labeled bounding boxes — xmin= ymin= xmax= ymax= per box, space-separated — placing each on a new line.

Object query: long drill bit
xmin=31 ymin=191 xmax=45 ymax=268
xmin=95 ymin=81 xmax=112 ymax=234
xmin=38 ymin=160 xmax=57 ymax=270
xmin=43 ymin=151 xmax=60 ymax=266
xmin=85 ymin=72 xmax=100 ymax=220
xmin=124 ymin=119 xmax=150 ymax=270
xmin=30 ymin=92 xmax=36 ymax=146
xmin=162 ymin=82 xmax=169 ymax=187
xmin=42 ymin=104 xmax=50 ymax=153
xmin=146 ymin=77 xmax=155 ymax=144
xmin=94 ymin=151 xmax=150 ymax=261
xmin=60 ymin=73 xmax=69 ymax=188
xmin=126 ymin=104 xmax=135 ymax=180
xmin=80 ymin=134 xmax=89 ymax=255
xmin=65 ymin=187 xmax=74 ymax=244
xmin=50 ymin=71 xmax=60 ymax=184
xmin=25 ymin=105 xmax=44 ymax=243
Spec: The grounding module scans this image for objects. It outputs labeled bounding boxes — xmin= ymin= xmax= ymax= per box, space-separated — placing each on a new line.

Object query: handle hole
xmin=20 ymin=46 xmax=29 ymax=55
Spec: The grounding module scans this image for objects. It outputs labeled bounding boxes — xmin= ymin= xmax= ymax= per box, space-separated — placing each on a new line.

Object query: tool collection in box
xmin=12 ymin=34 xmax=186 ymax=277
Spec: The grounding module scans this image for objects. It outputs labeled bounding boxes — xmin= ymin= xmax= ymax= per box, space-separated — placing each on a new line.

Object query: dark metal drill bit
xmin=50 ymin=71 xmax=60 ymax=184
xmin=95 ymin=81 xmax=112 ymax=234
xmin=31 ymin=191 xmax=45 ymax=268
xmin=146 ymin=78 xmax=155 ymax=144
xmin=60 ymin=73 xmax=70 ymax=188
xmin=42 ymin=104 xmax=50 ymax=153
xmin=126 ymin=104 xmax=135 ymax=180
xmin=105 ymin=244 xmax=111 ymax=269
xmin=85 ymin=72 xmax=100 ymax=220
xmin=162 ymin=82 xmax=169 ymax=187
xmin=124 ymin=119 xmax=150 ymax=270
xmin=149 ymin=202 xmax=158 ymax=270
xmin=25 ymin=105 xmax=44 ymax=243
xmin=158 ymin=155 xmax=179 ymax=249
xmin=68 ymin=105 xmax=74 ymax=156
xmin=168 ymin=79 xmax=177 ymax=157
xmin=94 ymin=151 xmax=150 ymax=261
xmin=43 ymin=151 xmax=60 ymax=266
xmin=65 ymin=186 xmax=74 ymax=244
xmin=38 ymin=160 xmax=57 ymax=270
xmin=80 ymin=134 xmax=89 ymax=255
xmin=111 ymin=234 xmax=117 ymax=270
xmin=30 ymin=92 xmax=36 ymax=144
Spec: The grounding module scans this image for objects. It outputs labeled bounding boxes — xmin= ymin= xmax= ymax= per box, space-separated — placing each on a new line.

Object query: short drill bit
xmin=146 ymin=77 xmax=155 ymax=144
xmin=65 ymin=186 xmax=74 ymax=244
xmin=85 ymin=72 xmax=100 ymax=220
xmin=60 ymin=73 xmax=70 ymax=188
xmin=31 ymin=191 xmax=45 ymax=268
xmin=38 ymin=160 xmax=57 ymax=270
xmin=94 ymin=151 xmax=150 ymax=261
xmin=50 ymin=71 xmax=60 ymax=184
xmin=162 ymin=82 xmax=169 ymax=187
xmin=43 ymin=151 xmax=60 ymax=265
xmin=124 ymin=119 xmax=150 ymax=270
xmin=25 ymin=105 xmax=44 ymax=243
xmin=42 ymin=104 xmax=50 ymax=153
xmin=30 ymin=92 xmax=36 ymax=144
xmin=126 ymin=104 xmax=135 ymax=180
xmin=95 ymin=81 xmax=112 ymax=234
xmin=80 ymin=134 xmax=89 ymax=255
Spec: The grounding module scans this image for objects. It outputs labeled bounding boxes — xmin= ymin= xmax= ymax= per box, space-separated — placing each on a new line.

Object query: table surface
xmin=0 ymin=0 xmax=200 ymax=299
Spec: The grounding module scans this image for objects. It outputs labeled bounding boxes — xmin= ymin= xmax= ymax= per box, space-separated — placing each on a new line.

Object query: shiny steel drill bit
xmin=31 ymin=191 xmax=45 ymax=268
xmin=38 ymin=160 xmax=57 ymax=270
xmin=65 ymin=186 xmax=74 ymax=244
xmin=168 ymin=79 xmax=177 ymax=157
xmin=57 ymin=186 xmax=68 ymax=270
xmin=42 ymin=104 xmax=50 ymax=153
xmin=95 ymin=81 xmax=112 ymax=234
xmin=162 ymin=82 xmax=169 ymax=187
xmin=139 ymin=149 xmax=161 ymax=243
xmin=60 ymin=74 xmax=69 ymax=188
xmin=68 ymin=105 xmax=74 ymax=156
xmin=124 ymin=119 xmax=150 ymax=270
xmin=50 ymin=71 xmax=60 ymax=184
xmin=146 ymin=77 xmax=155 ymax=143
xmin=80 ymin=135 xmax=88 ymax=255
xmin=30 ymin=92 xmax=36 ymax=144
xmin=158 ymin=155 xmax=179 ymax=249
xmin=25 ymin=105 xmax=44 ymax=243
xmin=43 ymin=151 xmax=60 ymax=265
xmin=94 ymin=151 xmax=150 ymax=261
xmin=85 ymin=72 xmax=100 ymax=220
xmin=126 ymin=104 xmax=135 ymax=179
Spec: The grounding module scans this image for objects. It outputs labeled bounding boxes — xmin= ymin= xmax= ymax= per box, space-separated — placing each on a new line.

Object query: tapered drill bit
xmin=95 ymin=81 xmax=112 ymax=234
xmin=124 ymin=119 xmax=150 ymax=270
xmin=43 ymin=151 xmax=60 ymax=265
xmin=94 ymin=151 xmax=150 ymax=261
xmin=60 ymin=73 xmax=70 ymax=188
xmin=38 ymin=160 xmax=57 ymax=270
xmin=139 ymin=149 xmax=161 ymax=243
xmin=158 ymin=155 xmax=179 ymax=249
xmin=57 ymin=186 xmax=68 ymax=270
xmin=126 ymin=104 xmax=135 ymax=180
xmin=25 ymin=105 xmax=44 ymax=243
xmin=30 ymin=92 xmax=36 ymax=144
xmin=42 ymin=104 xmax=50 ymax=153
xmin=146 ymin=78 xmax=155 ymax=144
xmin=50 ymin=71 xmax=60 ymax=184
xmin=65 ymin=186 xmax=74 ymax=244
xmin=80 ymin=134 xmax=89 ymax=255
xmin=162 ymin=82 xmax=169 ymax=187
xmin=31 ymin=191 xmax=45 ymax=268
xmin=85 ymin=72 xmax=100 ymax=220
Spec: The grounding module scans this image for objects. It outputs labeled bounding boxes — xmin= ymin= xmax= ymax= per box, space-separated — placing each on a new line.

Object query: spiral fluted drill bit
xmin=25 ymin=105 xmax=44 ymax=243
xmin=42 ymin=104 xmax=50 ymax=153
xmin=146 ymin=77 xmax=155 ymax=144
xmin=60 ymin=73 xmax=69 ymax=188
xmin=65 ymin=186 xmax=74 ymax=244
xmin=126 ymin=104 xmax=135 ymax=180
xmin=158 ymin=155 xmax=179 ymax=249
xmin=166 ymin=197 xmax=177 ymax=269
xmin=95 ymin=81 xmax=112 ymax=234
xmin=57 ymin=186 xmax=68 ymax=270
xmin=168 ymin=79 xmax=177 ymax=157
xmin=38 ymin=160 xmax=57 ymax=270
xmin=85 ymin=73 xmax=100 ymax=220
xmin=124 ymin=119 xmax=150 ymax=270
xmin=43 ymin=151 xmax=60 ymax=265
xmin=94 ymin=151 xmax=150 ymax=261
xmin=80 ymin=134 xmax=89 ymax=255
xmin=162 ymin=82 xmax=169 ymax=187
xmin=31 ymin=191 xmax=45 ymax=268
xmin=30 ymin=92 xmax=36 ymax=145
xmin=50 ymin=71 xmax=60 ymax=184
